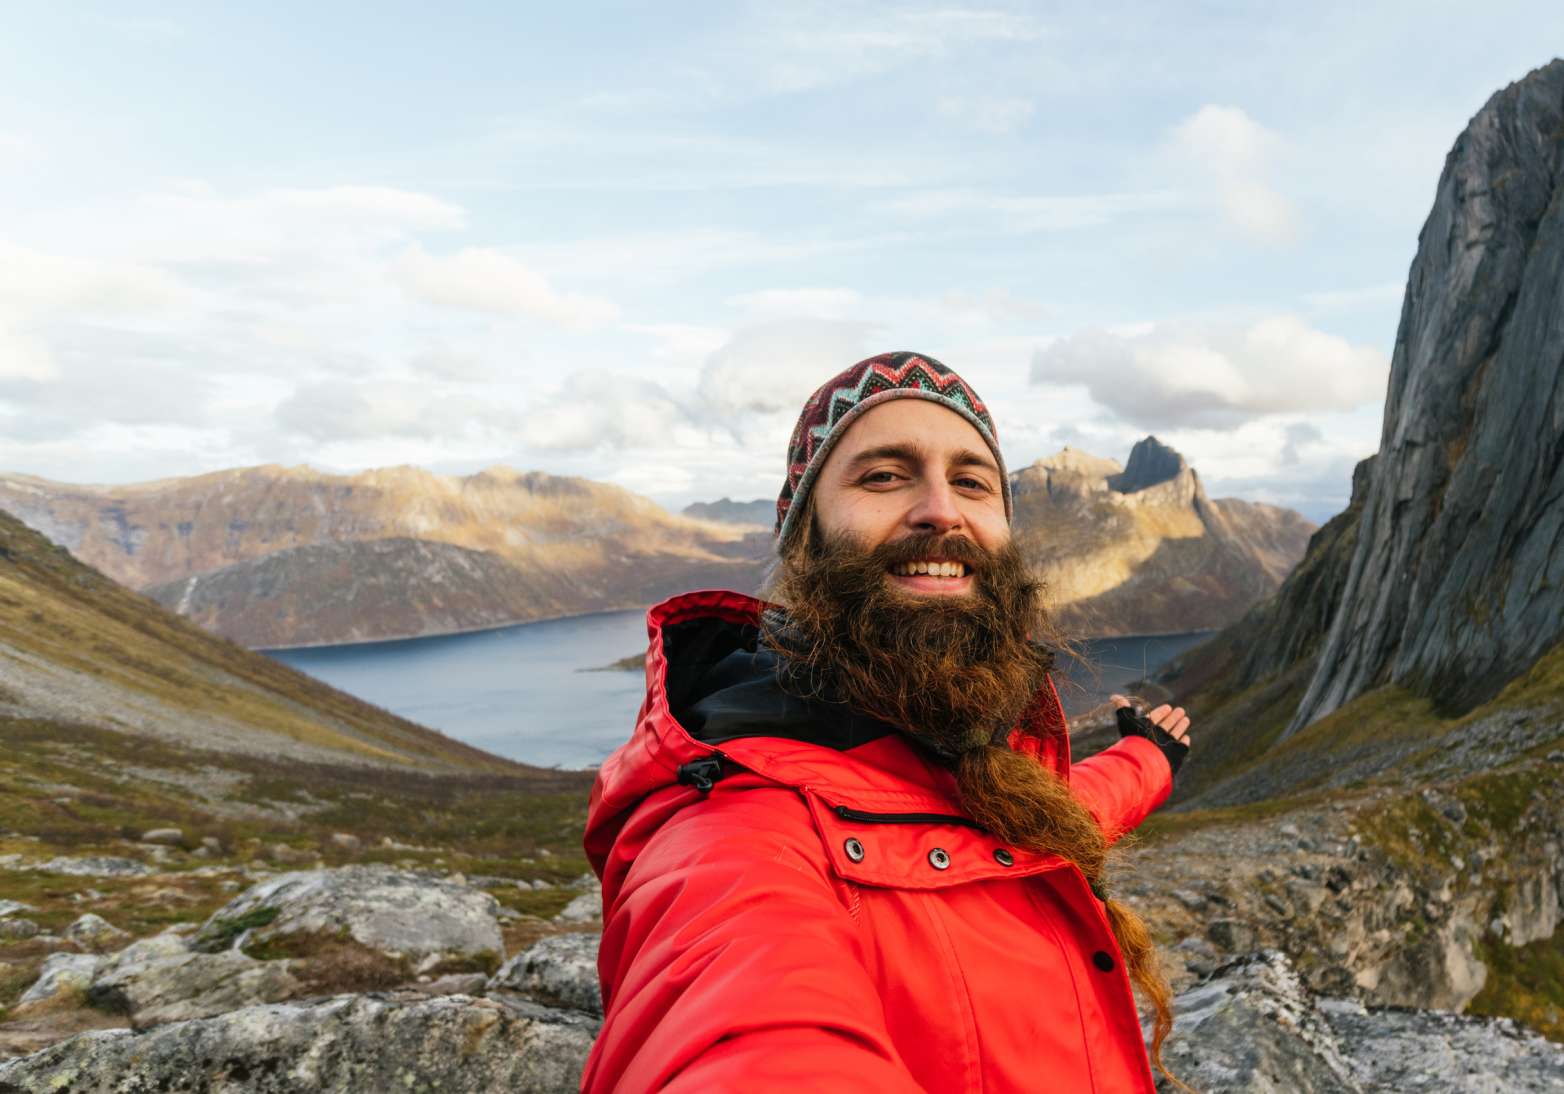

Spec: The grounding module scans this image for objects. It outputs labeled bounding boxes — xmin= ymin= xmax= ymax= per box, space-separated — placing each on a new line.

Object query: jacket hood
xmin=585 ymin=589 xmax=1073 ymax=876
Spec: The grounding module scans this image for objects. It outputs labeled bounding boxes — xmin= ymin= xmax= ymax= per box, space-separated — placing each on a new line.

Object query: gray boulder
xmin=554 ymin=877 xmax=602 ymax=924
xmin=88 ymin=949 xmax=300 ymax=1029
xmin=1157 ymin=951 xmax=1564 ymax=1092
xmin=0 ymin=992 xmax=597 ymax=1093
xmin=140 ymin=828 xmax=185 ymax=846
xmin=0 ymin=918 xmax=39 ymax=941
xmin=14 ymin=952 xmax=101 ymax=1011
xmin=489 ymin=933 xmax=602 ymax=1016
xmin=64 ymin=913 xmax=131 ymax=954
xmin=193 ymin=865 xmax=503 ymax=968
xmin=33 ymin=855 xmax=154 ymax=878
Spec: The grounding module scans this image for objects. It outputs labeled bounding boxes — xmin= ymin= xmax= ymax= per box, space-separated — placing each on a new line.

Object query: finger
xmin=1148 ymin=703 xmax=1172 ymax=720
xmin=1170 ymin=715 xmax=1191 ymax=739
xmin=1110 ymin=694 xmax=1130 ymax=709
xmin=1151 ymin=705 xmax=1183 ymax=729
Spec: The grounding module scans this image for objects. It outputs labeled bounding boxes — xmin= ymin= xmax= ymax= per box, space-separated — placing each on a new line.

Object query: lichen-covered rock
xmin=32 ymin=855 xmax=155 ymax=878
xmin=14 ymin=953 xmax=101 ymax=1011
xmin=0 ymin=918 xmax=39 ymax=941
xmin=65 ymin=913 xmax=131 ymax=954
xmin=554 ymin=878 xmax=602 ymax=924
xmin=488 ymin=933 xmax=601 ymax=1016
xmin=88 ymin=949 xmax=300 ymax=1029
xmin=1156 ymin=951 xmax=1564 ymax=1093
xmin=0 ymin=991 xmax=597 ymax=1093
xmin=193 ymin=865 xmax=503 ymax=965
xmin=1324 ymin=996 xmax=1564 ymax=1091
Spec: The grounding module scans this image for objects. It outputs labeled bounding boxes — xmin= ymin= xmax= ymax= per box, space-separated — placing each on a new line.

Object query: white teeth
xmin=892 ymin=560 xmax=969 ymax=578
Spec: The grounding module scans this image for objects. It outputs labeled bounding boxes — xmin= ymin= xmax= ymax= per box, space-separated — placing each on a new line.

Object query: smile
xmin=894 ymin=563 xmax=963 ymax=591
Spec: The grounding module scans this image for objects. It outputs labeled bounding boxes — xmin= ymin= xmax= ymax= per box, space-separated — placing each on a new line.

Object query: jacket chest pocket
xmin=805 ymin=792 xmax=1065 ymax=889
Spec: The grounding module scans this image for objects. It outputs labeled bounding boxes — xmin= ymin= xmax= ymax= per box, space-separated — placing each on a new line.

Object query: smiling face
xmin=809 ymin=398 xmax=1010 ymax=598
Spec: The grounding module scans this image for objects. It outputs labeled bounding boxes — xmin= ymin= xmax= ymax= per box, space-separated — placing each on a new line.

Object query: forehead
xmin=827 ymin=398 xmax=995 ymax=461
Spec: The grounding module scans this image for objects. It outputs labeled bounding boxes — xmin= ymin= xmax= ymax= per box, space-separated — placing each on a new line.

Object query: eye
xmin=859 ymin=470 xmax=903 ymax=485
xmin=953 ymin=475 xmax=993 ymax=492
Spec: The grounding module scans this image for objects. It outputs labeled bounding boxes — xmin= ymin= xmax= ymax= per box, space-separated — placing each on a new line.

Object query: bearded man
xmin=582 ymin=352 xmax=1193 ymax=1092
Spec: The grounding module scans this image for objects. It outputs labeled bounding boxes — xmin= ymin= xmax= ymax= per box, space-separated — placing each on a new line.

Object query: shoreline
xmin=254 ymin=604 xmax=653 ymax=654
xmin=261 ymin=608 xmax=1218 ymax=658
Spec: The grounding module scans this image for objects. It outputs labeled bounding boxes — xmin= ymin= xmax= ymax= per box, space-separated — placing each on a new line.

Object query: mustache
xmin=864 ymin=532 xmax=992 ymax=572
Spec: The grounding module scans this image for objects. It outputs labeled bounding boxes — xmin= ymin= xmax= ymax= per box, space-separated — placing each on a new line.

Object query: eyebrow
xmin=844 ymin=443 xmax=1000 ymax=475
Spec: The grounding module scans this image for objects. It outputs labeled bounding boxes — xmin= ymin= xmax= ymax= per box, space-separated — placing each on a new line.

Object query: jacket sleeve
xmin=583 ymin=786 xmax=923 ymax=1093
xmin=1069 ymin=735 xmax=1172 ymax=842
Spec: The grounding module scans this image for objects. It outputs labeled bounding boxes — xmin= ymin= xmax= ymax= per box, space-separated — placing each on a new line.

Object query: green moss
xmin=1469 ymin=923 xmax=1564 ymax=1043
xmin=203 ymin=906 xmax=280 ymax=951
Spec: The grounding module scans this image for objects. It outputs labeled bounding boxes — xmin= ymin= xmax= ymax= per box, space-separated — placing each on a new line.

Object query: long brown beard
xmin=764 ymin=521 xmax=1182 ymax=1086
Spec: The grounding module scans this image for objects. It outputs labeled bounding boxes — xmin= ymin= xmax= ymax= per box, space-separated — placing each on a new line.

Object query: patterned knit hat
xmin=774 ymin=351 xmax=1011 ymax=552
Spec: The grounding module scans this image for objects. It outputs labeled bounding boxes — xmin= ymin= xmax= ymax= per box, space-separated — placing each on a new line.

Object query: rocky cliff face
xmin=1291 ymin=59 xmax=1564 ymax=731
xmin=0 ymin=465 xmax=769 ymax=648
xmin=1011 ymin=436 xmax=1316 ymax=636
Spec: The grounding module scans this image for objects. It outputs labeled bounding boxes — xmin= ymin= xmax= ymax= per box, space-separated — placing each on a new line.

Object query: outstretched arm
xmin=1069 ymin=699 xmax=1192 ymax=841
xmin=584 ymin=786 xmax=924 ymax=1093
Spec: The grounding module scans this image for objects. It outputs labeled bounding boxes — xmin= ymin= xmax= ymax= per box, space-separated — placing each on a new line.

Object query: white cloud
xmin=700 ymin=319 xmax=876 ymax=417
xmin=1030 ymin=315 xmax=1387 ymax=429
xmin=0 ymin=241 xmax=184 ymax=315
xmin=726 ymin=288 xmax=865 ymax=321
xmin=395 ymin=246 xmax=619 ymax=328
xmin=0 ymin=325 xmax=54 ymax=382
xmin=1280 ymin=421 xmax=1324 ymax=466
xmin=935 ymin=95 xmax=1035 ymax=135
xmin=1165 ymin=104 xmax=1299 ymax=244
xmin=275 ymin=379 xmax=521 ymax=444
xmin=625 ymin=323 xmax=730 ymax=365
xmin=523 ymin=372 xmax=694 ymax=451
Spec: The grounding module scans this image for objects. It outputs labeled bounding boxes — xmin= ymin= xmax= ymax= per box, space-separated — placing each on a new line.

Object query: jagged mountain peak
xmin=1108 ymin=436 xmax=1191 ymax=494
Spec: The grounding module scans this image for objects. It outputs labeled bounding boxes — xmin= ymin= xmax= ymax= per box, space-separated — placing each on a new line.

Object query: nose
xmin=905 ymin=478 xmax=963 ymax=535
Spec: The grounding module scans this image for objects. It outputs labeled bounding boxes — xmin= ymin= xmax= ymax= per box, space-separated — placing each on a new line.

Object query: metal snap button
xmin=844 ymin=838 xmax=865 ymax=863
xmin=993 ymin=848 xmax=1015 ymax=867
xmin=928 ymin=848 xmax=950 ymax=870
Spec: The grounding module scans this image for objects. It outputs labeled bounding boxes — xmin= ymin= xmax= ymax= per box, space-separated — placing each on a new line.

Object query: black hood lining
xmin=662 ymin=616 xmax=898 ymax=752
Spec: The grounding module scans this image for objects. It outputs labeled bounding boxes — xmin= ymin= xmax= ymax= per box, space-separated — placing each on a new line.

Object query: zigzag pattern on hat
xmin=774 ymin=352 xmax=1004 ymax=542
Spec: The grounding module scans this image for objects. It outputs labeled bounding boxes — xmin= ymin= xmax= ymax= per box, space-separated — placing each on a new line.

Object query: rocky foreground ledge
xmin=2 ymin=864 xmax=1561 ymax=1092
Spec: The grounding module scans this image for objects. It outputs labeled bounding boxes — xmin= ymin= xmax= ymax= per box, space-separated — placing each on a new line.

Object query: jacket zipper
xmin=833 ymin=805 xmax=986 ymax=831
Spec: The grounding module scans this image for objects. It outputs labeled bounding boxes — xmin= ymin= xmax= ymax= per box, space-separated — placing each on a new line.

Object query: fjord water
xmin=270 ymin=611 xmax=1211 ymax=769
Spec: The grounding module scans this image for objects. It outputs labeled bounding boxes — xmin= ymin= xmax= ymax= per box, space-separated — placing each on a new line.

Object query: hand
xmin=1110 ymin=694 xmax=1192 ymax=750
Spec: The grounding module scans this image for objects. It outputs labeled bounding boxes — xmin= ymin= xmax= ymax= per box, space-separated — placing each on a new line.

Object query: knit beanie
xmin=774 ymin=351 xmax=1011 ymax=553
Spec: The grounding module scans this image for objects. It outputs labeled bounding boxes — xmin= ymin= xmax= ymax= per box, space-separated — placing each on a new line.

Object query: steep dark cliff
xmin=1290 ymin=60 xmax=1564 ymax=731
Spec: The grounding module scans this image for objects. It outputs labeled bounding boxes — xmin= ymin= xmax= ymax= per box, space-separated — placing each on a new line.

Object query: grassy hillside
xmin=0 ymin=506 xmax=597 ymax=1030
xmin=0 ymin=508 xmax=514 ymax=771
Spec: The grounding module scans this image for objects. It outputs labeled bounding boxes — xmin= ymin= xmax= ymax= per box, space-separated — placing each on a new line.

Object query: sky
xmin=1 ymin=3 xmax=1560 ymax=524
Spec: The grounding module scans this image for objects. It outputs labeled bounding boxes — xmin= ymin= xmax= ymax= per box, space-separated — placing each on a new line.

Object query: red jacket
xmin=583 ymin=591 xmax=1173 ymax=1092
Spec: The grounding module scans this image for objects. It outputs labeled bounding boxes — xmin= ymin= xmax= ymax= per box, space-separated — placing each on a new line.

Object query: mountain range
xmin=0 ymin=443 xmax=1312 ymax=648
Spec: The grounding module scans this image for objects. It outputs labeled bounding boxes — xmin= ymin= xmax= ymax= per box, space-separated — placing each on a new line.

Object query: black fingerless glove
xmin=1115 ymin=706 xmax=1189 ymax=777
